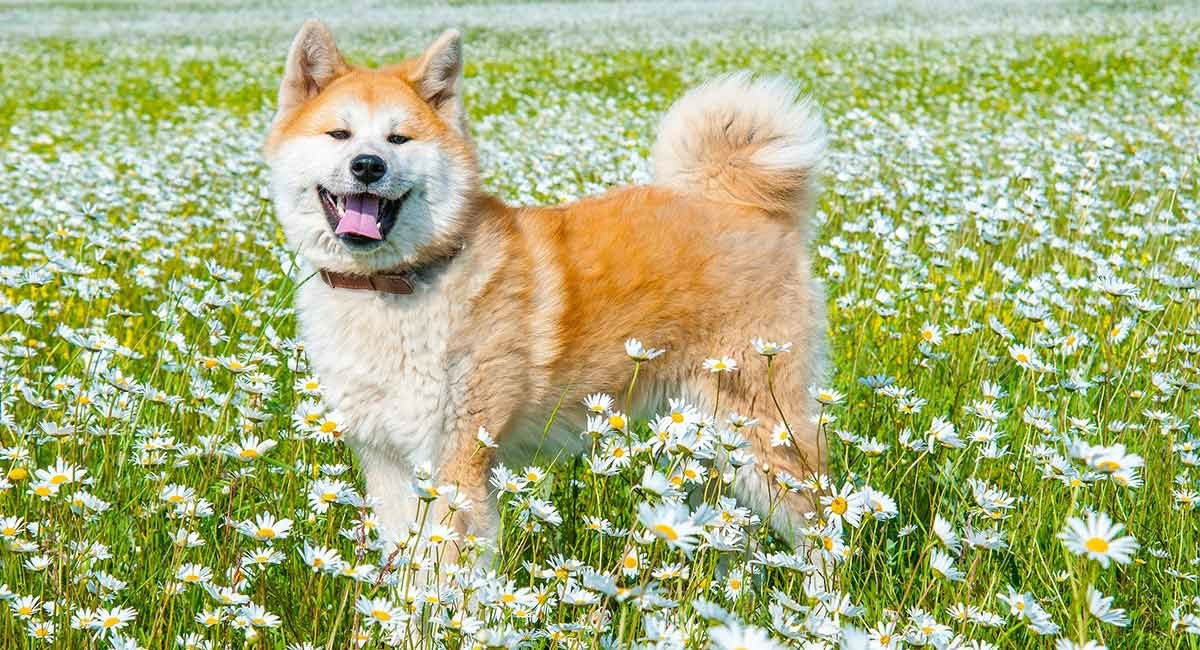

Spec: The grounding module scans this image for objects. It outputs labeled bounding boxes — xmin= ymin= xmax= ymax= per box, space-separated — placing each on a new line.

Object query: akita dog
xmin=265 ymin=21 xmax=828 ymax=550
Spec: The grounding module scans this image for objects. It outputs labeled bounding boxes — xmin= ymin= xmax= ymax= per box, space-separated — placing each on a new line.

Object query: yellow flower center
xmin=167 ymin=495 xmax=183 ymax=503
xmin=373 ymin=609 xmax=391 ymax=622
xmin=18 ymin=606 xmax=32 ymax=615
xmin=7 ymin=468 xmax=27 ymax=481
xmin=320 ymin=421 xmax=337 ymax=433
xmin=1085 ymin=537 xmax=1109 ymax=553
xmin=240 ymin=449 xmax=258 ymax=459
xmin=654 ymin=524 xmax=679 ymax=541
xmin=671 ymin=412 xmax=684 ymax=423
xmin=830 ymin=497 xmax=848 ymax=515
xmin=1098 ymin=461 xmax=1118 ymax=472
xmin=0 ymin=527 xmax=14 ymax=536
xmin=501 ymin=594 xmax=516 ymax=604
xmin=1016 ymin=353 xmax=1029 ymax=363
xmin=623 ymin=555 xmax=637 ymax=569
xmin=203 ymin=359 xmax=218 ymax=369
xmin=34 ymin=486 xmax=51 ymax=496
xmin=257 ymin=528 xmax=276 ymax=539
xmin=608 ymin=415 xmax=625 ymax=430
xmin=103 ymin=616 xmax=120 ymax=628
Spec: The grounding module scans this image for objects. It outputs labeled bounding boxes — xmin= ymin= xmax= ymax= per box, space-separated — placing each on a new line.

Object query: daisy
xmin=223 ymin=435 xmax=277 ymax=461
xmin=919 ymin=321 xmax=943 ymax=346
xmin=704 ymin=356 xmax=737 ymax=373
xmin=929 ymin=548 xmax=965 ymax=581
xmin=821 ymin=482 xmax=866 ymax=530
xmin=582 ymin=393 xmax=614 ymax=414
xmin=240 ymin=603 xmax=280 ymax=628
xmin=175 ymin=563 xmax=212 ymax=585
xmin=301 ymin=544 xmax=342 ymax=573
xmin=34 ymin=457 xmax=85 ymax=487
xmin=1086 ymin=586 xmax=1129 ymax=627
xmin=770 ymin=422 xmax=792 ymax=447
xmin=195 ymin=608 xmax=224 ymax=627
xmin=236 ymin=512 xmax=293 ymax=543
xmin=624 ymin=338 xmax=664 ymax=361
xmin=159 ymin=484 xmax=195 ymax=506
xmin=490 ymin=465 xmax=528 ymax=494
xmin=751 ymin=338 xmax=792 ymax=357
xmin=811 ymin=386 xmax=846 ymax=405
xmin=476 ymin=426 xmax=498 ymax=448
xmin=27 ymin=619 xmax=54 ymax=642
xmin=293 ymin=375 xmax=323 ymax=395
xmin=91 ymin=606 xmax=137 ymax=637
xmin=637 ymin=502 xmax=702 ymax=554
xmin=1058 ymin=511 xmax=1139 ymax=567
xmin=619 ymin=548 xmax=642 ymax=577
xmin=11 ymin=595 xmax=40 ymax=619
xmin=0 ymin=516 xmax=24 ymax=538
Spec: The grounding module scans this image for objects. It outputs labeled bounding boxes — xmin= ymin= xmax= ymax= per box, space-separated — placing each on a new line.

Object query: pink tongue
xmin=335 ymin=194 xmax=383 ymax=240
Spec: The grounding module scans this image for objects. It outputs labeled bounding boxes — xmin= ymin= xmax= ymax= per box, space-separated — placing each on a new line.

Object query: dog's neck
xmin=318 ymin=245 xmax=464 ymax=295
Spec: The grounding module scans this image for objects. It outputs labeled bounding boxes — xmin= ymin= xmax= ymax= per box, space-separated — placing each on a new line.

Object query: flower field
xmin=0 ymin=1 xmax=1198 ymax=648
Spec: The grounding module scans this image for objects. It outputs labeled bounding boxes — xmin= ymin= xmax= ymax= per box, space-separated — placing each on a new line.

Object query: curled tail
xmin=651 ymin=72 xmax=826 ymax=223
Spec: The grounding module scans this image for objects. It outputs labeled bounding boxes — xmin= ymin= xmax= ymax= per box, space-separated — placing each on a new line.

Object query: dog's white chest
xmin=296 ymin=281 xmax=463 ymax=468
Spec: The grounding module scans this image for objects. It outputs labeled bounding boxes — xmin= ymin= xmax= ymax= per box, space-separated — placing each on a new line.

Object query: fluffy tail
xmin=651 ymin=72 xmax=826 ymax=222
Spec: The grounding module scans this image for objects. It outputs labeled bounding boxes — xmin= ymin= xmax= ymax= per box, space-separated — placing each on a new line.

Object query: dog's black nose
xmin=349 ymin=154 xmax=386 ymax=185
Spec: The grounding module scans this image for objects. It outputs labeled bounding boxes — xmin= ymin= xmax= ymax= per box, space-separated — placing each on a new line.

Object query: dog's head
xmin=265 ymin=22 xmax=479 ymax=274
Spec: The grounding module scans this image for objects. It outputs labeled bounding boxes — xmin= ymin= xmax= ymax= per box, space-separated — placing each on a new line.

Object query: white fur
xmin=295 ymin=270 xmax=470 ymax=540
xmin=651 ymin=71 xmax=825 ymax=227
xmin=268 ymin=104 xmax=473 ymax=276
xmin=652 ymin=72 xmax=825 ymax=183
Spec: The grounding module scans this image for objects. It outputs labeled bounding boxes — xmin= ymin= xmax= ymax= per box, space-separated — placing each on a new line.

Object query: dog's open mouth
xmin=318 ymin=187 xmax=405 ymax=246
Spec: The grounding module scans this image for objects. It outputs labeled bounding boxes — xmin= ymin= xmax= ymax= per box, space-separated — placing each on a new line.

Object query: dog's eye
xmin=387 ymin=134 xmax=411 ymax=145
xmin=326 ymin=129 xmax=351 ymax=140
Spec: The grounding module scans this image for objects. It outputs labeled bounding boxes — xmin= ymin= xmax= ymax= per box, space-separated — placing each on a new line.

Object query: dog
xmin=264 ymin=21 xmax=829 ymax=552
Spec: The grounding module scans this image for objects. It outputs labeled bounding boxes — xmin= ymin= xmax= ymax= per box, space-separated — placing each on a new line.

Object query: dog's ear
xmin=277 ymin=20 xmax=347 ymax=118
xmin=410 ymin=29 xmax=464 ymax=128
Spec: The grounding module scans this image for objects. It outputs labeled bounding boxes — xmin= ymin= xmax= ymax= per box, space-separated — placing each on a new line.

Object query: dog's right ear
xmin=277 ymin=20 xmax=347 ymax=118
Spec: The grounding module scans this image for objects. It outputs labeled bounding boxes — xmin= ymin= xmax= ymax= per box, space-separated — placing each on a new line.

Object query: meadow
xmin=0 ymin=1 xmax=1198 ymax=648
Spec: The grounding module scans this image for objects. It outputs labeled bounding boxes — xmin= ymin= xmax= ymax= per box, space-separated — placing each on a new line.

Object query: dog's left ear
xmin=410 ymin=29 xmax=465 ymax=130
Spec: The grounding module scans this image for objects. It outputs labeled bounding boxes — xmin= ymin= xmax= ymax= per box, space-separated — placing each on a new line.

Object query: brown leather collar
xmin=318 ymin=269 xmax=413 ymax=294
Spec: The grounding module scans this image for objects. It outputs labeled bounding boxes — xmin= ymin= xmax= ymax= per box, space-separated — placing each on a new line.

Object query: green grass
xmin=0 ymin=1 xmax=1198 ymax=649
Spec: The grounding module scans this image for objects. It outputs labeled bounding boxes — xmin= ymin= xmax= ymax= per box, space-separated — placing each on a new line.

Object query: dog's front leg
xmin=355 ymin=449 xmax=420 ymax=543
